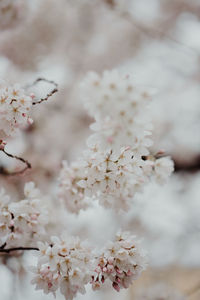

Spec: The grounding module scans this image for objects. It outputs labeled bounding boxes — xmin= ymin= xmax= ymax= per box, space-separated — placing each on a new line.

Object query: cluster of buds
xmin=31 ymin=236 xmax=94 ymax=300
xmin=59 ymin=70 xmax=174 ymax=213
xmin=31 ymin=232 xmax=146 ymax=300
xmin=0 ymin=182 xmax=48 ymax=249
xmin=92 ymin=232 xmax=146 ymax=292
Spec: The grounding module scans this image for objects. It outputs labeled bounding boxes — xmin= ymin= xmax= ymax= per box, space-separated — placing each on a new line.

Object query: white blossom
xmin=31 ymin=235 xmax=94 ymax=300
xmin=92 ymin=231 xmax=147 ymax=292
xmin=154 ymin=156 xmax=174 ymax=184
xmin=0 ymin=182 xmax=48 ymax=248
xmin=59 ymin=70 xmax=174 ymax=212
xmin=58 ymin=161 xmax=90 ymax=214
xmin=0 ymin=82 xmax=33 ymax=137
xmin=31 ymin=231 xmax=146 ymax=299
xmin=80 ymin=70 xmax=153 ymax=153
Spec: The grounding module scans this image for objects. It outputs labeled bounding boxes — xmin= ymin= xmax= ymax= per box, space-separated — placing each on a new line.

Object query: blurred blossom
xmin=0 ymin=0 xmax=199 ymax=299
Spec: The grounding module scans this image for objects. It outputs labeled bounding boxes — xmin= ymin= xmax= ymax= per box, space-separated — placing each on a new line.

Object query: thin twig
xmin=28 ymin=78 xmax=58 ymax=105
xmin=0 ymin=247 xmax=39 ymax=253
xmin=0 ymin=147 xmax=31 ymax=176
xmin=105 ymin=3 xmax=199 ymax=55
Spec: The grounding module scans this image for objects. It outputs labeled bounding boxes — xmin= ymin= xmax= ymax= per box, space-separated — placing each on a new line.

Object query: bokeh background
xmin=0 ymin=0 xmax=200 ymax=299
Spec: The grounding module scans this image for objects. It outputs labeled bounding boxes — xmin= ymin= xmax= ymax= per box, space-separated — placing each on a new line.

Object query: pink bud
xmin=126 ymin=270 xmax=133 ymax=276
xmin=30 ymin=93 xmax=35 ymax=99
xmin=107 ymin=136 xmax=113 ymax=144
xmin=113 ymin=282 xmax=120 ymax=292
xmin=116 ymin=268 xmax=123 ymax=275
xmin=31 ymin=214 xmax=37 ymax=220
xmin=10 ymin=220 xmax=14 ymax=226
xmin=124 ymin=146 xmax=131 ymax=151
xmin=48 ymin=282 xmax=53 ymax=289
xmin=157 ymin=149 xmax=165 ymax=155
xmin=116 ymin=277 xmax=121 ymax=283
xmin=103 ymin=267 xmax=107 ymax=273
xmin=28 ymin=117 xmax=33 ymax=125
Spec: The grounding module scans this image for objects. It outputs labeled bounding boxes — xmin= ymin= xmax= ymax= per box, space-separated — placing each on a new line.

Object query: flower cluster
xmin=59 ymin=70 xmax=174 ymax=212
xmin=92 ymin=232 xmax=146 ymax=292
xmin=154 ymin=156 xmax=174 ymax=184
xmin=58 ymin=161 xmax=90 ymax=214
xmin=31 ymin=236 xmax=94 ymax=300
xmin=0 ymin=82 xmax=33 ymax=137
xmin=31 ymin=232 xmax=146 ymax=300
xmin=81 ymin=70 xmax=152 ymax=152
xmin=77 ymin=147 xmax=155 ymax=211
xmin=0 ymin=182 xmax=48 ymax=249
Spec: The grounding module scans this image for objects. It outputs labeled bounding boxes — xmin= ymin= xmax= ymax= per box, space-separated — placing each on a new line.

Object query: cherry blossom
xmin=0 ymin=182 xmax=48 ymax=249
xmin=59 ymin=70 xmax=174 ymax=212
xmin=0 ymin=82 xmax=33 ymax=137
xmin=31 ymin=236 xmax=94 ymax=300
xmin=92 ymin=231 xmax=146 ymax=292
xmin=31 ymin=232 xmax=146 ymax=300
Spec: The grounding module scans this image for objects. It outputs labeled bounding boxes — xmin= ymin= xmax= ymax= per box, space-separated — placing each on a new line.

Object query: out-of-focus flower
xmin=0 ymin=0 xmax=26 ymax=30
xmin=59 ymin=70 xmax=174 ymax=213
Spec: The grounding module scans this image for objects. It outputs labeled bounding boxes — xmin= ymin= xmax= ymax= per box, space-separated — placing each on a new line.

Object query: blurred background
xmin=0 ymin=0 xmax=200 ymax=299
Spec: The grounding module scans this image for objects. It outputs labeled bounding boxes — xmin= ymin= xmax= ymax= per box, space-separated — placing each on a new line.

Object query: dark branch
xmin=174 ymin=156 xmax=200 ymax=173
xmin=0 ymin=147 xmax=31 ymax=176
xmin=29 ymin=78 xmax=58 ymax=105
xmin=0 ymin=247 xmax=39 ymax=253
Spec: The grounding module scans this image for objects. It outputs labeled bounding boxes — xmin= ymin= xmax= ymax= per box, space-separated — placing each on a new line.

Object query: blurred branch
xmin=121 ymin=11 xmax=199 ymax=55
xmin=186 ymin=281 xmax=200 ymax=297
xmin=104 ymin=1 xmax=199 ymax=55
xmin=174 ymin=156 xmax=200 ymax=173
xmin=104 ymin=0 xmax=115 ymax=7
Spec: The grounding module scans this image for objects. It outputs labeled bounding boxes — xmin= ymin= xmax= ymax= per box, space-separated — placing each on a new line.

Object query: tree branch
xmin=28 ymin=78 xmax=58 ymax=105
xmin=0 ymin=247 xmax=39 ymax=253
xmin=186 ymin=282 xmax=200 ymax=297
xmin=0 ymin=146 xmax=31 ymax=176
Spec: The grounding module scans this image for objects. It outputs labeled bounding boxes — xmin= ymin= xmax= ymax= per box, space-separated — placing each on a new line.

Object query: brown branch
xmin=0 ymin=147 xmax=31 ymax=176
xmin=0 ymin=247 xmax=39 ymax=253
xmin=29 ymin=78 xmax=58 ymax=105
xmin=174 ymin=155 xmax=200 ymax=173
xmin=186 ymin=282 xmax=200 ymax=297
